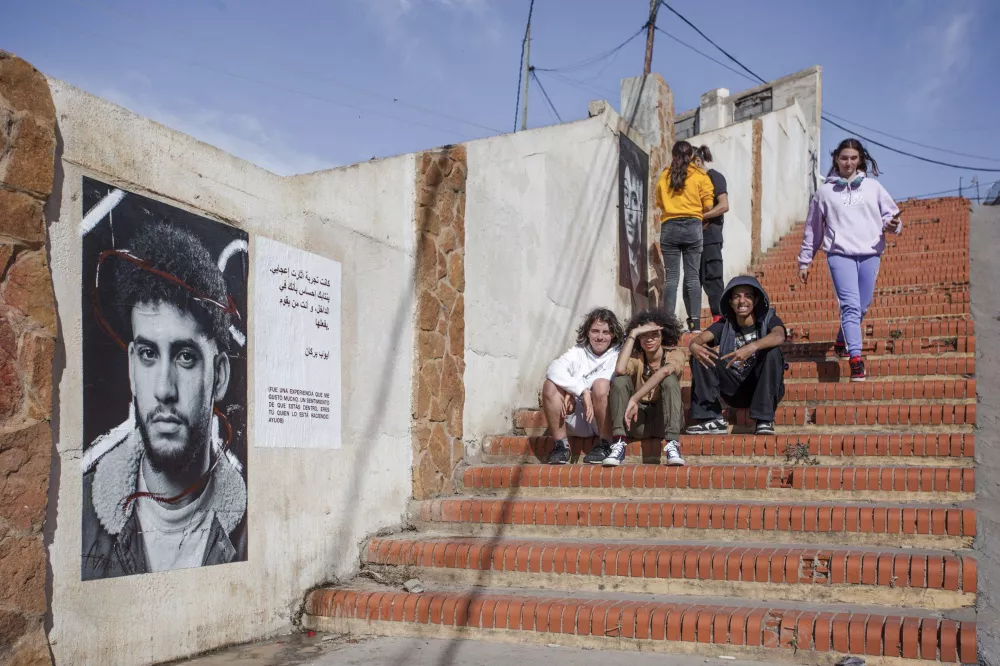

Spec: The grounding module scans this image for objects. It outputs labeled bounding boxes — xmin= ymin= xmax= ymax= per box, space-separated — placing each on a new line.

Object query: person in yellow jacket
xmin=656 ymin=140 xmax=715 ymax=332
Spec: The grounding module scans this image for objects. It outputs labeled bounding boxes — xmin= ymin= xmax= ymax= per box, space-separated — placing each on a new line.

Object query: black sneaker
xmin=547 ymin=438 xmax=570 ymax=465
xmin=754 ymin=420 xmax=775 ymax=435
xmin=602 ymin=439 xmax=627 ymax=467
xmin=685 ymin=418 xmax=728 ymax=434
xmin=833 ymin=341 xmax=849 ymax=358
xmin=687 ymin=318 xmax=702 ymax=333
xmin=583 ymin=439 xmax=612 ymax=464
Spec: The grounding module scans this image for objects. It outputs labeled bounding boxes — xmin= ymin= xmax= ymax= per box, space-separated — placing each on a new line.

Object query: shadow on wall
xmin=42 ymin=123 xmax=66 ymax=653
xmin=519 ymin=129 xmax=622 ymax=399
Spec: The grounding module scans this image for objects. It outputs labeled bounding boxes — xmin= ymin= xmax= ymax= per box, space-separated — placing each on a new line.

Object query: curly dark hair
xmin=624 ymin=309 xmax=683 ymax=353
xmin=112 ymin=222 xmax=232 ymax=352
xmin=575 ymin=307 xmax=624 ymax=350
xmin=829 ymin=137 xmax=880 ymax=177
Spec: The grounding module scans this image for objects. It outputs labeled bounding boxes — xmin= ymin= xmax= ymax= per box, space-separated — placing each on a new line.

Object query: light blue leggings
xmin=827 ymin=253 xmax=881 ymax=358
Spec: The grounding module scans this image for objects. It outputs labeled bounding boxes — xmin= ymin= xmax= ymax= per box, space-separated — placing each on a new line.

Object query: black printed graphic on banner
xmin=80 ymin=177 xmax=249 ymax=580
xmin=618 ymin=133 xmax=649 ymax=295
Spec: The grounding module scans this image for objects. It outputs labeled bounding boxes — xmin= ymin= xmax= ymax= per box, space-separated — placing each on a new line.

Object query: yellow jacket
xmin=656 ymin=163 xmax=715 ymax=222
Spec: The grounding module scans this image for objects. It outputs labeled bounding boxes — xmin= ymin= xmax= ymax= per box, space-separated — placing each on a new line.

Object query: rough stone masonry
xmin=411 ymin=146 xmax=467 ymax=500
xmin=0 ymin=51 xmax=58 ymax=666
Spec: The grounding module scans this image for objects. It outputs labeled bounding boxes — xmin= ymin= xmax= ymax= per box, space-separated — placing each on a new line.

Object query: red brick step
xmin=514 ymin=400 xmax=977 ymax=431
xmin=461 ymin=464 xmax=974 ymax=498
xmin=364 ymin=536 xmax=977 ymax=602
xmin=486 ymin=433 xmax=975 ymax=463
xmin=417 ymin=498 xmax=976 ymax=548
xmin=303 ymin=587 xmax=976 ymax=662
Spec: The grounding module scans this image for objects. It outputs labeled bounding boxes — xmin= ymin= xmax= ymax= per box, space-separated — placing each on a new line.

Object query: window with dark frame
xmin=733 ymin=88 xmax=773 ymax=123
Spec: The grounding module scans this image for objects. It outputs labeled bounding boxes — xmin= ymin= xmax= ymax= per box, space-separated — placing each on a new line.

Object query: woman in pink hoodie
xmin=797 ymin=138 xmax=902 ymax=382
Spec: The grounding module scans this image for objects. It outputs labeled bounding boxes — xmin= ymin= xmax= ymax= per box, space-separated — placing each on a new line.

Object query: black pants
xmin=701 ymin=242 xmax=725 ymax=317
xmin=690 ymin=346 xmax=786 ymax=422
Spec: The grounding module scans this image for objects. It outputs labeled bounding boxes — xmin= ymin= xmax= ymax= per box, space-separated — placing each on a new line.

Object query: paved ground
xmin=165 ymin=632 xmax=780 ymax=666
xmin=971 ymin=202 xmax=1000 ymax=665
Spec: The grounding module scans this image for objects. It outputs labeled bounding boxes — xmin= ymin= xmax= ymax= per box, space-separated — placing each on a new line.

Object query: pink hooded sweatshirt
xmin=797 ymin=172 xmax=900 ymax=270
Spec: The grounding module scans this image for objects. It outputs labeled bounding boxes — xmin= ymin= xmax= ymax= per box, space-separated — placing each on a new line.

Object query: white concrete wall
xmin=462 ymin=113 xmax=631 ymax=441
xmin=676 ymin=101 xmax=811 ymax=315
xmin=45 ymin=80 xmax=415 ymax=665
xmin=675 ymin=66 xmax=822 ymax=190
xmin=690 ymin=121 xmax=755 ymax=291
xmin=760 ymin=104 xmax=811 ymax=253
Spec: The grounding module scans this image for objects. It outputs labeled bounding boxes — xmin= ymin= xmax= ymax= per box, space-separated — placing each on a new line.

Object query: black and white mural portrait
xmin=618 ymin=133 xmax=649 ymax=295
xmin=80 ymin=177 xmax=249 ymax=580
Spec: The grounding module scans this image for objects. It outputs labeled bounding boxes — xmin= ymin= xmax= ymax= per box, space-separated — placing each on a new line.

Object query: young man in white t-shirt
xmin=542 ymin=308 xmax=623 ymax=464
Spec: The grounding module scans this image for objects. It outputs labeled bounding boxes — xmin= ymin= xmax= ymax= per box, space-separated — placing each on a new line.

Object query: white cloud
xmin=904 ymin=7 xmax=975 ymax=116
xmin=97 ymin=87 xmax=338 ymax=176
xmin=361 ymin=0 xmax=501 ymax=75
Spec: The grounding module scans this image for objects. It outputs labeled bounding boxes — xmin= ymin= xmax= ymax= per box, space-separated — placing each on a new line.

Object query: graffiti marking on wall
xmin=618 ymin=133 xmax=650 ymax=296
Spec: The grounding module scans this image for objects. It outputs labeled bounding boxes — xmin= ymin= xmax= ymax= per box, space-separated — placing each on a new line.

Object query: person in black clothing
xmin=694 ymin=146 xmax=729 ymax=323
xmin=686 ymin=275 xmax=786 ymax=436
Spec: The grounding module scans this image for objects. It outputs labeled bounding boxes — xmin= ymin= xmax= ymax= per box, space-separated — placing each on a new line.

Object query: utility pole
xmin=643 ymin=0 xmax=660 ymax=75
xmin=520 ymin=23 xmax=530 ymax=131
xmin=973 ymin=175 xmax=981 ymax=204
xmin=959 ymin=176 xmax=963 ymax=198
xmin=520 ymin=13 xmax=531 ymax=131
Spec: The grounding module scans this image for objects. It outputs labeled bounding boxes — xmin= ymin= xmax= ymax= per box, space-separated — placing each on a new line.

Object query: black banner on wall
xmin=618 ymin=133 xmax=649 ymax=295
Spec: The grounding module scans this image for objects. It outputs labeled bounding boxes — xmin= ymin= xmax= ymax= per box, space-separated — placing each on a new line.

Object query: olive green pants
xmin=610 ymin=373 xmax=682 ymax=440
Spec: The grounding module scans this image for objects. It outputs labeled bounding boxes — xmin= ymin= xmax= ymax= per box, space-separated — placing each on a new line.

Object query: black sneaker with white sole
xmin=547 ymin=438 xmax=570 ymax=465
xmin=754 ymin=420 xmax=775 ymax=435
xmin=583 ymin=439 xmax=612 ymax=464
xmin=601 ymin=440 xmax=627 ymax=467
xmin=685 ymin=418 xmax=728 ymax=435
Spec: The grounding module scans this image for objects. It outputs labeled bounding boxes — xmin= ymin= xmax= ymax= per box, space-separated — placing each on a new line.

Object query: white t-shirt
xmin=135 ymin=464 xmax=216 ymax=572
xmin=545 ymin=344 xmax=620 ymax=397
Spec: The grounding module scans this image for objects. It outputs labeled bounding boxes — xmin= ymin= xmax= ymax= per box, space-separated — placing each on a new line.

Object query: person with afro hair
xmin=596 ymin=310 xmax=686 ymax=467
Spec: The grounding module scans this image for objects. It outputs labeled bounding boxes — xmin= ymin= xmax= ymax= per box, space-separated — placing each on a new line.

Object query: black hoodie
xmin=707 ymin=275 xmax=784 ymax=364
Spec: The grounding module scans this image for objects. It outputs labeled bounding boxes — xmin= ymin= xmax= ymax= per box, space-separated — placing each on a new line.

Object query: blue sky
xmin=4 ymin=0 xmax=998 ymax=200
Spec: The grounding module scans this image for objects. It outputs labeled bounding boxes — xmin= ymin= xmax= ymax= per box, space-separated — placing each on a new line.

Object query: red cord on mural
xmin=92 ymin=248 xmax=240 ymax=510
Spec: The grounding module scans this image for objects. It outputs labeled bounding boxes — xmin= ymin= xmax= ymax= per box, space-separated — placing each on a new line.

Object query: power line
xmin=660 ymin=0 xmax=1000 ymax=173
xmin=534 ymin=26 xmax=646 ymax=74
xmin=898 ymin=180 xmax=998 ymax=200
xmin=655 ymin=26 xmax=759 ymax=86
xmin=72 ymin=28 xmax=477 ymax=139
xmin=658 ymin=1 xmax=767 ymax=84
xmin=69 ymin=0 xmax=504 ymax=135
xmin=824 ymin=112 xmax=1000 ymax=164
xmin=536 ymin=70 xmax=620 ymax=101
xmin=530 ymin=69 xmax=564 ymax=123
xmin=823 ymin=117 xmax=1000 ymax=172
xmin=513 ymin=0 xmax=535 ymax=132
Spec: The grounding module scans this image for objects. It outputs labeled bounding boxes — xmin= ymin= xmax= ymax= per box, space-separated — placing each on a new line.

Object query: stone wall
xmin=0 ymin=52 xmax=56 ymax=666
xmin=411 ymin=147 xmax=466 ymax=499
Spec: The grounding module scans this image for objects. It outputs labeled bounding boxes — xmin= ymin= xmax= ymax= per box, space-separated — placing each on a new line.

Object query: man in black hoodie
xmin=686 ymin=275 xmax=786 ymax=435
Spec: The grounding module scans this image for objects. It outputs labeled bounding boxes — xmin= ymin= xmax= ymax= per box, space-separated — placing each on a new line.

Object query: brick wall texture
xmin=411 ymin=147 xmax=467 ymax=500
xmin=0 ymin=51 xmax=57 ymax=666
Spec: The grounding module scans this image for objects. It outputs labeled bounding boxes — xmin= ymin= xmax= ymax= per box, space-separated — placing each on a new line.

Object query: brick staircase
xmin=303 ymin=198 xmax=978 ymax=663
